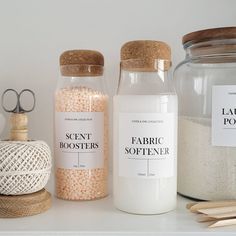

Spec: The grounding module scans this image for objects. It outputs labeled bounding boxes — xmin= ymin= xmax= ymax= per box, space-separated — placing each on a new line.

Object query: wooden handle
xmin=186 ymin=202 xmax=197 ymax=209
xmin=188 ymin=200 xmax=236 ymax=228
xmin=189 ymin=200 xmax=236 ymax=213
xmin=198 ymin=206 xmax=236 ymax=215
xmin=209 ymin=219 xmax=236 ymax=228
xmin=10 ymin=113 xmax=28 ymax=141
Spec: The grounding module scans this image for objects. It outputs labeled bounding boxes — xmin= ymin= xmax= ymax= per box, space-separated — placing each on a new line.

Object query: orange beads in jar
xmin=54 ymin=50 xmax=109 ymax=201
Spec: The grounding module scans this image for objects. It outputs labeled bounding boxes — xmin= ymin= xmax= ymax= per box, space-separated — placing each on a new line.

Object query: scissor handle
xmin=2 ymin=89 xmax=18 ymax=113
xmin=18 ymin=89 xmax=36 ymax=113
xmin=1 ymin=89 xmax=36 ymax=113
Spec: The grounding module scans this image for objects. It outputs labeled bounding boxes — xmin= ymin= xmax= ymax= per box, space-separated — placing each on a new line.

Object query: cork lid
xmin=60 ymin=50 xmax=104 ymax=76
xmin=121 ymin=40 xmax=171 ymax=71
xmin=183 ymin=27 xmax=236 ymax=46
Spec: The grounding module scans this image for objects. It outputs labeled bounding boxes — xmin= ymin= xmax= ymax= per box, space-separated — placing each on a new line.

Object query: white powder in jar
xmin=178 ymin=116 xmax=236 ymax=200
xmin=55 ymin=86 xmax=109 ymax=201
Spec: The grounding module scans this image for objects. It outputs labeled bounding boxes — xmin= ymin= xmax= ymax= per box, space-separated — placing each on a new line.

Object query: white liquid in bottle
xmin=113 ymin=40 xmax=177 ymax=214
xmin=113 ymin=95 xmax=177 ymax=214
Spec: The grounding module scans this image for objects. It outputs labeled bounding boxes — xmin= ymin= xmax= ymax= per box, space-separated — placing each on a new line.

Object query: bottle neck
xmin=117 ymin=69 xmax=174 ymax=95
xmin=184 ymin=39 xmax=236 ymax=63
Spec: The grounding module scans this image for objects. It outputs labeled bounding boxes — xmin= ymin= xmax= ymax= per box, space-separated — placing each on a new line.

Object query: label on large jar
xmin=212 ymin=85 xmax=236 ymax=147
xmin=55 ymin=112 xmax=104 ymax=169
xmin=118 ymin=112 xmax=175 ymax=179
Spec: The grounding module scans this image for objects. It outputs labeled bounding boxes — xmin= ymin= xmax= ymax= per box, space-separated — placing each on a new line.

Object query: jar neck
xmin=57 ymin=75 xmax=107 ymax=94
xmin=184 ymin=39 xmax=236 ymax=62
xmin=60 ymin=64 xmax=103 ymax=77
xmin=117 ymin=69 xmax=174 ymax=95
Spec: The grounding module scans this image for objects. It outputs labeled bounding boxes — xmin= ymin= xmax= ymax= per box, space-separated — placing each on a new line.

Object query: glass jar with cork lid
xmin=113 ymin=40 xmax=178 ymax=214
xmin=54 ymin=50 xmax=109 ymax=201
xmin=175 ymin=27 xmax=236 ymax=200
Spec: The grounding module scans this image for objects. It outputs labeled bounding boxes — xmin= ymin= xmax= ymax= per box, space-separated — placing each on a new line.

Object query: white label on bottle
xmin=118 ymin=112 xmax=175 ymax=179
xmin=212 ymin=85 xmax=236 ymax=147
xmin=55 ymin=112 xmax=104 ymax=169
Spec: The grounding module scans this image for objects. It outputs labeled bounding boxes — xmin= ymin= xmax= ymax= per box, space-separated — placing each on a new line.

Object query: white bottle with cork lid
xmin=113 ymin=40 xmax=177 ymax=214
xmin=55 ymin=49 xmax=109 ymax=201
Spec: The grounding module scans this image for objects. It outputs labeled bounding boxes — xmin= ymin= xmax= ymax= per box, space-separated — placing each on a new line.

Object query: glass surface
xmin=114 ymin=59 xmax=177 ymax=214
xmin=54 ymin=71 xmax=109 ymax=201
xmin=175 ymin=39 xmax=236 ymax=200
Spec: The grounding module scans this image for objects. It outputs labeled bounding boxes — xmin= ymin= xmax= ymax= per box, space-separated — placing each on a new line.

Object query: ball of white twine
xmin=0 ymin=140 xmax=52 ymax=195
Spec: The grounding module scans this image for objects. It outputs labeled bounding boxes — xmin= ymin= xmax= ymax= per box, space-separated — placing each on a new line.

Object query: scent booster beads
xmin=55 ymin=50 xmax=109 ymax=201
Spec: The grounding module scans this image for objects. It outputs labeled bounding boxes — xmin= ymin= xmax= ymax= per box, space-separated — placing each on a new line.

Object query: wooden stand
xmin=10 ymin=113 xmax=28 ymax=141
xmin=0 ymin=112 xmax=52 ymax=218
xmin=0 ymin=189 xmax=51 ymax=218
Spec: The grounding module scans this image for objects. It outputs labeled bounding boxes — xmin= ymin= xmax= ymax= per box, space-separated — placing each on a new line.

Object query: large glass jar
xmin=54 ymin=50 xmax=109 ymax=201
xmin=113 ymin=40 xmax=178 ymax=214
xmin=175 ymin=27 xmax=236 ymax=200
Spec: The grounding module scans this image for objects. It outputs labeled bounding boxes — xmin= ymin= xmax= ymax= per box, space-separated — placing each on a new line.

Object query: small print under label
xmin=212 ymin=85 xmax=236 ymax=147
xmin=55 ymin=112 xmax=104 ymax=169
xmin=118 ymin=112 xmax=175 ymax=179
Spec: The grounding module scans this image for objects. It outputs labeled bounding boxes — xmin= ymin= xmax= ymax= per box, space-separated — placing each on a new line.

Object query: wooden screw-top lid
xmin=121 ymin=40 xmax=171 ymax=71
xmin=60 ymin=50 xmax=104 ymax=76
xmin=182 ymin=27 xmax=236 ymax=46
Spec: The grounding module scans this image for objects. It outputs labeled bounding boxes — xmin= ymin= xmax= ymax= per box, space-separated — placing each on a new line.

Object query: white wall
xmin=0 ymin=0 xmax=235 ymax=159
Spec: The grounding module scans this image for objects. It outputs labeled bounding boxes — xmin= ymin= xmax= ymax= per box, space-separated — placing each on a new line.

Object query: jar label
xmin=212 ymin=85 xmax=236 ymax=147
xmin=55 ymin=112 xmax=104 ymax=169
xmin=118 ymin=112 xmax=175 ymax=179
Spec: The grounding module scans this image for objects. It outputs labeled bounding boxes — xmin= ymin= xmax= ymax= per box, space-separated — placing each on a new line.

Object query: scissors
xmin=1 ymin=89 xmax=36 ymax=113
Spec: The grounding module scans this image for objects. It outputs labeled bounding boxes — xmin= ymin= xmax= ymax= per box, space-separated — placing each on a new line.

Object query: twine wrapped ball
xmin=0 ymin=140 xmax=52 ymax=195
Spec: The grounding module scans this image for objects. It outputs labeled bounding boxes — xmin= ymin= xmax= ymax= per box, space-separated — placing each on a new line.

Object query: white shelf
xmin=1 ymin=183 xmax=236 ymax=236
